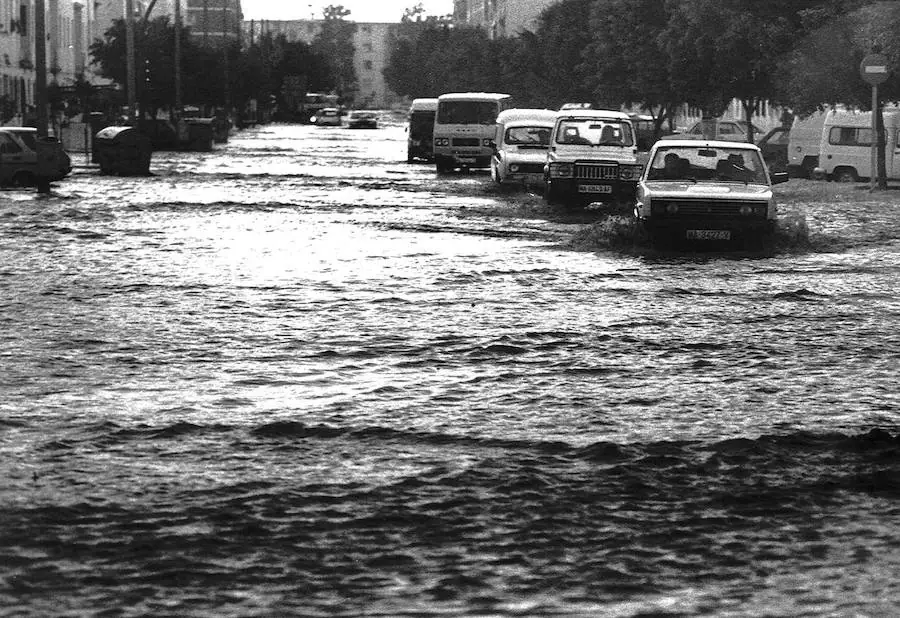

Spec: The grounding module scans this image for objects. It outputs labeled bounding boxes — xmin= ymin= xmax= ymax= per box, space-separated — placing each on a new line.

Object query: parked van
xmin=490 ymin=108 xmax=556 ymax=186
xmin=817 ymin=107 xmax=900 ymax=182
xmin=787 ymin=111 xmax=827 ymax=178
xmin=433 ymin=92 xmax=513 ymax=173
xmin=406 ymin=98 xmax=438 ymax=162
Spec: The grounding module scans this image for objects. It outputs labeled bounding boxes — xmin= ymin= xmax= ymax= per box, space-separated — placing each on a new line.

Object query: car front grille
xmin=576 ymin=163 xmax=618 ymax=180
xmin=453 ymin=138 xmax=480 ymax=147
xmin=653 ymin=199 xmax=768 ymax=218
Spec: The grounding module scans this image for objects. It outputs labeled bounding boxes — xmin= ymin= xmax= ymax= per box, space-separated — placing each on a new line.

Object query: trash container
xmin=93 ymin=126 xmax=152 ymax=176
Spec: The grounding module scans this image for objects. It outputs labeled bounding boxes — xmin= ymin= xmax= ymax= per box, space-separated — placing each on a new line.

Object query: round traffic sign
xmin=860 ymin=53 xmax=890 ymax=85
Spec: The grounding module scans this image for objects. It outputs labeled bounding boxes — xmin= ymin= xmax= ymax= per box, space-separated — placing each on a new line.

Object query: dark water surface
xmin=2 ymin=122 xmax=899 ymax=616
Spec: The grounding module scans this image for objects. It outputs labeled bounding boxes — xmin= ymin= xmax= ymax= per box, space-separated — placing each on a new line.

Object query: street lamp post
xmin=34 ymin=0 xmax=50 ymax=194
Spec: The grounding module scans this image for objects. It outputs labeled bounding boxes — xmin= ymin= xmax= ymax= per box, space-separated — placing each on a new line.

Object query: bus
xmin=433 ymin=92 xmax=513 ymax=173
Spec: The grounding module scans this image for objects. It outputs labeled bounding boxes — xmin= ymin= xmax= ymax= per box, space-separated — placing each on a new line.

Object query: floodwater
xmin=1 ymin=119 xmax=899 ymax=617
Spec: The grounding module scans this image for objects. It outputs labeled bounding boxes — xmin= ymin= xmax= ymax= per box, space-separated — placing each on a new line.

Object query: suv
xmin=0 ymin=127 xmax=72 ymax=186
xmin=634 ymin=139 xmax=789 ymax=245
xmin=543 ymin=109 xmax=643 ymax=206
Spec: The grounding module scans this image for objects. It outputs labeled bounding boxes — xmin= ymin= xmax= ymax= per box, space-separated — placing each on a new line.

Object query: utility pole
xmin=125 ymin=0 xmax=137 ymax=124
xmin=34 ymin=0 xmax=50 ymax=194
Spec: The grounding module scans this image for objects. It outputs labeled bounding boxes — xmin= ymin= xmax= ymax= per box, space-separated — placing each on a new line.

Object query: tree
xmin=778 ymin=1 xmax=900 ymax=186
xmin=585 ymin=0 xmax=680 ymax=139
xmin=530 ymin=0 xmax=596 ymax=107
xmin=312 ymin=5 xmax=358 ymax=103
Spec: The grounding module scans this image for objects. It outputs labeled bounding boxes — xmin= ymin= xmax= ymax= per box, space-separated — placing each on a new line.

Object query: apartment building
xmin=0 ymin=0 xmax=185 ymax=121
xmin=453 ymin=0 xmax=559 ymax=38
xmin=185 ymin=0 xmax=242 ymax=48
xmin=245 ymin=19 xmax=401 ymax=109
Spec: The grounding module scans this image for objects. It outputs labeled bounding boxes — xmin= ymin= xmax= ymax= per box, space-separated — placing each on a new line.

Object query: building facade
xmin=244 ymin=19 xmax=401 ymax=109
xmin=185 ymin=0 xmax=242 ymax=48
xmin=453 ymin=0 xmax=559 ymax=38
xmin=0 ymin=0 xmax=184 ymax=123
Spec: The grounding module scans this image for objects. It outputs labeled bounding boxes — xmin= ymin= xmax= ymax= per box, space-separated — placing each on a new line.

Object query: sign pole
xmin=860 ymin=51 xmax=890 ymax=191
xmin=871 ymin=83 xmax=877 ymax=192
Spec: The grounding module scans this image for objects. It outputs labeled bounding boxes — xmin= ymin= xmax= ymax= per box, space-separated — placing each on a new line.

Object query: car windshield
xmin=554 ymin=118 xmax=634 ymax=147
xmin=647 ymin=145 xmax=767 ymax=184
xmin=505 ymin=126 xmax=551 ymax=146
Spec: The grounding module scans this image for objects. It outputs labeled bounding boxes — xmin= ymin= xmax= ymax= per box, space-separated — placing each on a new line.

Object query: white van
xmin=490 ymin=108 xmax=556 ymax=186
xmin=787 ymin=111 xmax=827 ymax=178
xmin=817 ymin=107 xmax=900 ymax=182
xmin=433 ymin=92 xmax=513 ymax=173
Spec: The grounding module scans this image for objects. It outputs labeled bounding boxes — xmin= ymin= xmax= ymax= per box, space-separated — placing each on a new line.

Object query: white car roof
xmin=409 ymin=98 xmax=438 ymax=111
xmin=497 ymin=109 xmax=557 ymax=124
xmin=653 ymin=138 xmax=761 ymax=151
xmin=437 ymin=92 xmax=511 ymax=102
xmin=555 ymin=109 xmax=631 ymax=121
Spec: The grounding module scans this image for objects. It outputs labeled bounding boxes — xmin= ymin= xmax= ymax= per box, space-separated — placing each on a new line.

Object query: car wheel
xmin=491 ymin=162 xmax=501 ymax=184
xmin=833 ymin=167 xmax=858 ymax=183
xmin=435 ymin=156 xmax=453 ymax=174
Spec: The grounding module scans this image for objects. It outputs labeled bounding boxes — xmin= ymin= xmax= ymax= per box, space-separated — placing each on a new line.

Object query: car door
xmin=0 ymin=132 xmax=28 ymax=184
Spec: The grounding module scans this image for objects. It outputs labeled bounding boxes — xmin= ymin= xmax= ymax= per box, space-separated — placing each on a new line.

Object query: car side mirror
xmin=770 ymin=171 xmax=789 ymax=185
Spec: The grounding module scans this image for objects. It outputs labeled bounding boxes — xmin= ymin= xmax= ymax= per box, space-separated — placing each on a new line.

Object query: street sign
xmin=860 ymin=53 xmax=890 ymax=85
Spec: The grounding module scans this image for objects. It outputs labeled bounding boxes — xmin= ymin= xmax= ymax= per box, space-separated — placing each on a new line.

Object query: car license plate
xmin=578 ymin=184 xmax=612 ymax=194
xmin=458 ymin=157 xmax=476 ymax=163
xmin=686 ymin=229 xmax=731 ymax=240
xmin=524 ymin=173 xmax=544 ymax=185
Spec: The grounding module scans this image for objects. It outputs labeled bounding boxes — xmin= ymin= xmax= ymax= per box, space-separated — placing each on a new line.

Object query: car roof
xmin=409 ymin=98 xmax=438 ymax=111
xmin=496 ymin=108 xmax=557 ymax=123
xmin=555 ymin=109 xmax=631 ymax=121
xmin=653 ymin=138 xmax=761 ymax=151
xmin=0 ymin=127 xmax=37 ymax=132
xmin=437 ymin=92 xmax=511 ymax=102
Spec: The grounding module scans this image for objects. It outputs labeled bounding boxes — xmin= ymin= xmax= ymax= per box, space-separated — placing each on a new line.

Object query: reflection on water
xmin=1 ymin=123 xmax=898 ymax=616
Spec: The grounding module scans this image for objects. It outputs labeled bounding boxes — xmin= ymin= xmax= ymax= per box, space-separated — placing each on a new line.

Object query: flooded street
xmin=2 ymin=119 xmax=899 ymax=616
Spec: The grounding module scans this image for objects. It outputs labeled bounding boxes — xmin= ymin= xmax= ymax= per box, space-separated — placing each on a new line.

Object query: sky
xmin=241 ymin=1 xmax=455 ymax=23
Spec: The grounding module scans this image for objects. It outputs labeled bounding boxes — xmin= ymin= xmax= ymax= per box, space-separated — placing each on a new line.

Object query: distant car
xmin=634 ymin=139 xmax=789 ymax=245
xmin=347 ymin=110 xmax=378 ymax=129
xmin=0 ymin=127 xmax=71 ymax=186
xmin=756 ymin=126 xmax=790 ymax=172
xmin=668 ymin=119 xmax=764 ymax=142
xmin=314 ymin=108 xmax=342 ymax=126
xmin=628 ymin=112 xmax=657 ymax=151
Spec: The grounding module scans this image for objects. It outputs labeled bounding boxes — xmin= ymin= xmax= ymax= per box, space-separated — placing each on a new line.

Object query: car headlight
xmin=619 ymin=164 xmax=643 ymax=180
xmin=549 ymin=162 xmax=574 ymax=178
xmin=483 ymin=138 xmax=494 ymax=147
xmin=510 ymin=164 xmax=519 ymax=172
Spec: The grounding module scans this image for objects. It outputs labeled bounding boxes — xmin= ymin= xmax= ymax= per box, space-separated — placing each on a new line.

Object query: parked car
xmin=490 ymin=108 xmax=556 ymax=186
xmin=628 ymin=112 xmax=657 ymax=151
xmin=0 ymin=127 xmax=71 ymax=186
xmin=634 ymin=139 xmax=789 ymax=245
xmin=313 ymin=108 xmax=342 ymax=126
xmin=756 ymin=126 xmax=790 ymax=172
xmin=669 ymin=119 xmax=764 ymax=142
xmin=543 ymin=109 xmax=643 ymax=207
xmin=347 ymin=110 xmax=378 ymax=129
